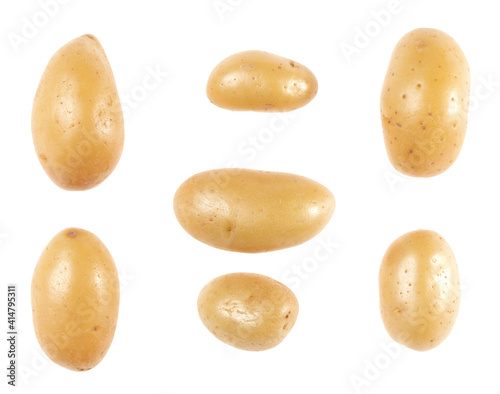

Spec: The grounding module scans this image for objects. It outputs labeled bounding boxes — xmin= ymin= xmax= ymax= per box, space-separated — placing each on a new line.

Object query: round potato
xmin=380 ymin=28 xmax=470 ymax=177
xmin=31 ymin=228 xmax=120 ymax=371
xmin=379 ymin=230 xmax=460 ymax=351
xmin=207 ymin=50 xmax=318 ymax=112
xmin=32 ymin=34 xmax=124 ymax=190
xmin=198 ymin=273 xmax=299 ymax=351
xmin=173 ymin=169 xmax=335 ymax=253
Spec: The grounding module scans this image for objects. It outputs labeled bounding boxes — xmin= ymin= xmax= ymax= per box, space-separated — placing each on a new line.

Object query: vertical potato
xmin=380 ymin=28 xmax=470 ymax=177
xmin=379 ymin=230 xmax=460 ymax=351
xmin=32 ymin=34 xmax=124 ymax=190
xmin=31 ymin=228 xmax=120 ymax=371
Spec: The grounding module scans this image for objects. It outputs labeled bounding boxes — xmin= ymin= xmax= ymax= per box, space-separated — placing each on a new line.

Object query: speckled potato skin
xmin=31 ymin=228 xmax=120 ymax=371
xmin=32 ymin=34 xmax=124 ymax=190
xmin=173 ymin=169 xmax=335 ymax=253
xmin=198 ymin=273 xmax=299 ymax=351
xmin=379 ymin=230 xmax=460 ymax=351
xmin=380 ymin=28 xmax=470 ymax=177
xmin=206 ymin=50 xmax=318 ymax=112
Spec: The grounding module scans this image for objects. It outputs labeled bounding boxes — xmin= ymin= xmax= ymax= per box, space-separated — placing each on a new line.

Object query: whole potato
xmin=379 ymin=230 xmax=460 ymax=351
xmin=173 ymin=169 xmax=335 ymax=252
xmin=32 ymin=34 xmax=124 ymax=190
xmin=198 ymin=273 xmax=299 ymax=351
xmin=31 ymin=228 xmax=120 ymax=371
xmin=207 ymin=50 xmax=318 ymax=112
xmin=380 ymin=28 xmax=470 ymax=177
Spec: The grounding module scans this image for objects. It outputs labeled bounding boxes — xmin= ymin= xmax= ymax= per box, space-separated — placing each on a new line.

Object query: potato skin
xmin=32 ymin=34 xmax=124 ymax=190
xmin=173 ymin=169 xmax=335 ymax=253
xmin=198 ymin=273 xmax=299 ymax=351
xmin=380 ymin=28 xmax=470 ymax=177
xmin=207 ymin=50 xmax=318 ymax=112
xmin=379 ymin=230 xmax=460 ymax=351
xmin=31 ymin=228 xmax=120 ymax=371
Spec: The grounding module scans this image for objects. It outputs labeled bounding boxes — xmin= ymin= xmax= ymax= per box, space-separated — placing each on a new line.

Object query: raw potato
xmin=379 ymin=230 xmax=460 ymax=351
xmin=31 ymin=228 xmax=120 ymax=371
xmin=32 ymin=34 xmax=124 ymax=190
xmin=198 ymin=273 xmax=299 ymax=351
xmin=207 ymin=50 xmax=318 ymax=112
xmin=173 ymin=169 xmax=335 ymax=253
xmin=380 ymin=28 xmax=470 ymax=177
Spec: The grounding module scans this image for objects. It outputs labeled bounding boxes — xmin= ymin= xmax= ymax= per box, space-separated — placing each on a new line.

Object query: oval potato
xmin=32 ymin=34 xmax=124 ymax=190
xmin=379 ymin=230 xmax=460 ymax=351
xmin=198 ymin=272 xmax=299 ymax=351
xmin=173 ymin=169 xmax=335 ymax=252
xmin=31 ymin=228 xmax=120 ymax=371
xmin=380 ymin=28 xmax=470 ymax=177
xmin=207 ymin=50 xmax=318 ymax=112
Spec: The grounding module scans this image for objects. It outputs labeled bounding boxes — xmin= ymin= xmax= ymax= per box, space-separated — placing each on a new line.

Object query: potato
xmin=206 ymin=50 xmax=318 ymax=112
xmin=173 ymin=169 xmax=335 ymax=252
xmin=32 ymin=34 xmax=124 ymax=190
xmin=379 ymin=230 xmax=460 ymax=351
xmin=31 ymin=228 xmax=120 ymax=371
xmin=198 ymin=273 xmax=299 ymax=351
xmin=380 ymin=28 xmax=470 ymax=177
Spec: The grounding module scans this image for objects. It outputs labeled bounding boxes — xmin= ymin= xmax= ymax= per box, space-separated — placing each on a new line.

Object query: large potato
xmin=198 ymin=273 xmax=299 ymax=351
xmin=31 ymin=228 xmax=120 ymax=371
xmin=207 ymin=50 xmax=318 ymax=112
xmin=32 ymin=34 xmax=124 ymax=190
xmin=380 ymin=28 xmax=470 ymax=177
xmin=379 ymin=230 xmax=460 ymax=351
xmin=173 ymin=169 xmax=335 ymax=252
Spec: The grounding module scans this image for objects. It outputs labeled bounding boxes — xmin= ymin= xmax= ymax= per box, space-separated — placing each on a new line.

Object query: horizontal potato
xmin=173 ymin=169 xmax=335 ymax=252
xmin=198 ymin=272 xmax=299 ymax=351
xmin=207 ymin=50 xmax=318 ymax=112
xmin=380 ymin=28 xmax=470 ymax=177
xmin=32 ymin=34 xmax=124 ymax=190
xmin=379 ymin=230 xmax=460 ymax=351
xmin=31 ymin=228 xmax=120 ymax=371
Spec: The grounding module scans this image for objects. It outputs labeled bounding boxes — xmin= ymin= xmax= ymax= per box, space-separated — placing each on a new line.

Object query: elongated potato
xmin=379 ymin=230 xmax=460 ymax=351
xmin=173 ymin=169 xmax=335 ymax=252
xmin=31 ymin=228 xmax=120 ymax=371
xmin=380 ymin=28 xmax=470 ymax=177
xmin=198 ymin=273 xmax=299 ymax=351
xmin=207 ymin=50 xmax=318 ymax=112
xmin=32 ymin=34 xmax=124 ymax=190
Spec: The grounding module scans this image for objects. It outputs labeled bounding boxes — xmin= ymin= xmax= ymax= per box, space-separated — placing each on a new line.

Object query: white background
xmin=1 ymin=0 xmax=499 ymax=393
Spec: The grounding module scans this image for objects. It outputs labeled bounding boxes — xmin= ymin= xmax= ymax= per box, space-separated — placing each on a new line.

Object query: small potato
xmin=173 ymin=169 xmax=335 ymax=253
xmin=31 ymin=228 xmax=120 ymax=371
xmin=198 ymin=273 xmax=299 ymax=351
xmin=380 ymin=28 xmax=470 ymax=177
xmin=32 ymin=34 xmax=124 ymax=190
xmin=206 ymin=50 xmax=318 ymax=112
xmin=379 ymin=230 xmax=460 ymax=351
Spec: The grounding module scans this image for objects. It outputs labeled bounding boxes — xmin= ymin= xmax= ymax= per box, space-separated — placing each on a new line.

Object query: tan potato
xmin=173 ymin=169 xmax=335 ymax=253
xmin=206 ymin=50 xmax=318 ymax=112
xmin=379 ymin=230 xmax=460 ymax=351
xmin=32 ymin=34 xmax=124 ymax=190
xmin=31 ymin=228 xmax=120 ymax=371
xmin=198 ymin=273 xmax=299 ymax=351
xmin=380 ymin=28 xmax=470 ymax=177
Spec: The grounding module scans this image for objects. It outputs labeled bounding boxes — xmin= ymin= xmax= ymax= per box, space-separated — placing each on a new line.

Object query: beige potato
xmin=32 ymin=34 xmax=124 ymax=190
xmin=380 ymin=28 xmax=470 ymax=177
xmin=198 ymin=273 xmax=299 ymax=351
xmin=379 ymin=230 xmax=460 ymax=351
xmin=207 ymin=50 xmax=318 ymax=112
xmin=173 ymin=169 xmax=335 ymax=253
xmin=31 ymin=228 xmax=120 ymax=371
